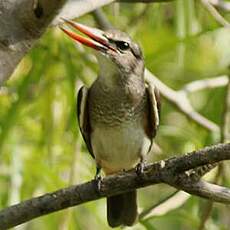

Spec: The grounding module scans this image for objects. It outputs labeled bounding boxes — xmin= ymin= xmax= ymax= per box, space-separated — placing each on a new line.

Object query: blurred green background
xmin=0 ymin=1 xmax=230 ymax=229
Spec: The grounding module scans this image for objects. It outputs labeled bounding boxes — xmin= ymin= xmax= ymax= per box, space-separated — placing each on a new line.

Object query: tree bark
xmin=0 ymin=0 xmax=68 ymax=85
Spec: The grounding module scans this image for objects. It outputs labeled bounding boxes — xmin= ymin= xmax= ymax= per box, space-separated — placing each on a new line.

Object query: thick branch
xmin=0 ymin=0 xmax=68 ymax=85
xmin=0 ymin=143 xmax=229 ymax=229
xmin=171 ymin=179 xmax=230 ymax=203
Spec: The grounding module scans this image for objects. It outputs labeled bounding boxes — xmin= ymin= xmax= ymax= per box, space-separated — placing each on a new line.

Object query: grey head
xmin=60 ymin=20 xmax=144 ymax=80
xmin=97 ymin=29 xmax=144 ymax=78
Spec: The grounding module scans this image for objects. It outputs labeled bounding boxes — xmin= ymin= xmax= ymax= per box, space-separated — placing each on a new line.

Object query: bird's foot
xmin=94 ymin=174 xmax=102 ymax=194
xmin=135 ymin=160 xmax=146 ymax=177
xmin=94 ymin=166 xmax=102 ymax=194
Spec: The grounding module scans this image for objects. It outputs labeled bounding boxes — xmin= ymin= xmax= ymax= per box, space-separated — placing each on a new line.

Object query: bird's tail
xmin=107 ymin=190 xmax=137 ymax=228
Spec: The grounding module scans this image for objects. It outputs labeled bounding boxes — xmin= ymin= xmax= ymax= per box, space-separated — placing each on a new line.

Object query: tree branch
xmin=209 ymin=0 xmax=230 ymax=11
xmin=201 ymin=0 xmax=230 ymax=27
xmin=54 ymin=0 xmax=175 ymax=26
xmin=182 ymin=75 xmax=229 ymax=93
xmin=0 ymin=0 xmax=68 ymax=85
xmin=92 ymin=9 xmax=113 ymax=30
xmin=52 ymin=0 xmax=115 ymax=26
xmin=145 ymin=70 xmax=220 ymax=133
xmin=139 ymin=190 xmax=190 ymax=220
xmin=0 ymin=143 xmax=229 ymax=229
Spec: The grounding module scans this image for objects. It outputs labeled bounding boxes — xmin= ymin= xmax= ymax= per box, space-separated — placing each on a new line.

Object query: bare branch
xmin=53 ymin=0 xmax=175 ymax=26
xmin=208 ymin=0 xmax=230 ymax=11
xmin=172 ymin=179 xmax=230 ymax=203
xmin=139 ymin=164 xmax=217 ymax=221
xmin=92 ymin=9 xmax=113 ymax=30
xmin=0 ymin=0 xmax=68 ymax=85
xmin=182 ymin=75 xmax=229 ymax=93
xmin=52 ymin=0 xmax=115 ymax=26
xmin=197 ymin=164 xmax=223 ymax=230
xmin=145 ymin=70 xmax=220 ymax=133
xmin=198 ymin=201 xmax=214 ymax=230
xmin=201 ymin=0 xmax=230 ymax=27
xmin=139 ymin=191 xmax=190 ymax=220
xmin=0 ymin=143 xmax=229 ymax=229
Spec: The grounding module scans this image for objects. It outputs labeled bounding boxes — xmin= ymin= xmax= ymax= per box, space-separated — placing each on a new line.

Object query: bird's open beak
xmin=60 ymin=19 xmax=116 ymax=52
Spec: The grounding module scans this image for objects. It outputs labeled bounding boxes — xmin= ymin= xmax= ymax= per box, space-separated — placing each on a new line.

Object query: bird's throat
xmin=97 ymin=53 xmax=120 ymax=87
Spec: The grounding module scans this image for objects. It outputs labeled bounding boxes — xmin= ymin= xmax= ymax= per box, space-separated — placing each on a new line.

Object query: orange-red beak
xmin=60 ymin=19 xmax=116 ymax=52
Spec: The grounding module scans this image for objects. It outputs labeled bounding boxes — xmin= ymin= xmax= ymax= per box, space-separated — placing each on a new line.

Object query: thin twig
xmin=92 ymin=9 xmax=113 ymax=30
xmin=198 ymin=201 xmax=214 ymax=230
xmin=197 ymin=162 xmax=223 ymax=230
xmin=197 ymin=167 xmax=221 ymax=230
xmin=182 ymin=75 xmax=229 ymax=93
xmin=209 ymin=0 xmax=230 ymax=11
xmin=139 ymin=190 xmax=190 ymax=220
xmin=201 ymin=0 xmax=230 ymax=27
xmin=145 ymin=70 xmax=220 ymax=133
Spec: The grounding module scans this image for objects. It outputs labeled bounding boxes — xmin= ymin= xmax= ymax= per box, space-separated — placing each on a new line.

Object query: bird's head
xmin=60 ymin=19 xmax=144 ymax=79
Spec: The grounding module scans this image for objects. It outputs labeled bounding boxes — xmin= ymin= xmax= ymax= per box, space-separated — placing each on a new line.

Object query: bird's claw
xmin=135 ymin=161 xmax=145 ymax=177
xmin=94 ymin=166 xmax=102 ymax=194
xmin=94 ymin=174 xmax=102 ymax=193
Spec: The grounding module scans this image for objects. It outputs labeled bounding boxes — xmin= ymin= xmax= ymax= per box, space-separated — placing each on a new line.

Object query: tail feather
xmin=107 ymin=190 xmax=137 ymax=228
xmin=123 ymin=192 xmax=137 ymax=226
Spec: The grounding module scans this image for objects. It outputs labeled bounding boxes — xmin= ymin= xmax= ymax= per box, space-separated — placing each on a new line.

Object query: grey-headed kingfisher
xmin=60 ymin=19 xmax=160 ymax=228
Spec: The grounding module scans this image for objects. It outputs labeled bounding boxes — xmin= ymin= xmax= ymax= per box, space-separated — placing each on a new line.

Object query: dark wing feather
xmin=77 ymin=86 xmax=94 ymax=158
xmin=145 ymin=82 xmax=161 ymax=147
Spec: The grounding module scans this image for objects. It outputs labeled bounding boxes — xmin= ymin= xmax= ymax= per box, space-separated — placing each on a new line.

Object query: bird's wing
xmin=77 ymin=86 xmax=94 ymax=158
xmin=145 ymin=82 xmax=161 ymax=146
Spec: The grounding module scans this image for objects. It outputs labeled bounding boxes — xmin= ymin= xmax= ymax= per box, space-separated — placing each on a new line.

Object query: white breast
xmin=91 ymin=123 xmax=151 ymax=175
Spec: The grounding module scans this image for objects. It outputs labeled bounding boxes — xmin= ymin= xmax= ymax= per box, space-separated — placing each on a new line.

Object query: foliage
xmin=0 ymin=1 xmax=230 ymax=229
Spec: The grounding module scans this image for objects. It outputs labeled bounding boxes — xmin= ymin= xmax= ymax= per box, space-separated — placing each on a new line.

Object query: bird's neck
xmin=98 ymin=56 xmax=120 ymax=88
xmin=97 ymin=55 xmax=145 ymax=93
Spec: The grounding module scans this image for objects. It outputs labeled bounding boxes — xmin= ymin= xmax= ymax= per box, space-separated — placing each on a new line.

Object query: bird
xmin=60 ymin=19 xmax=160 ymax=228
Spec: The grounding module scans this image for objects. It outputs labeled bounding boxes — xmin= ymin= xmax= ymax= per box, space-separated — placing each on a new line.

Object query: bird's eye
xmin=115 ymin=41 xmax=130 ymax=51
